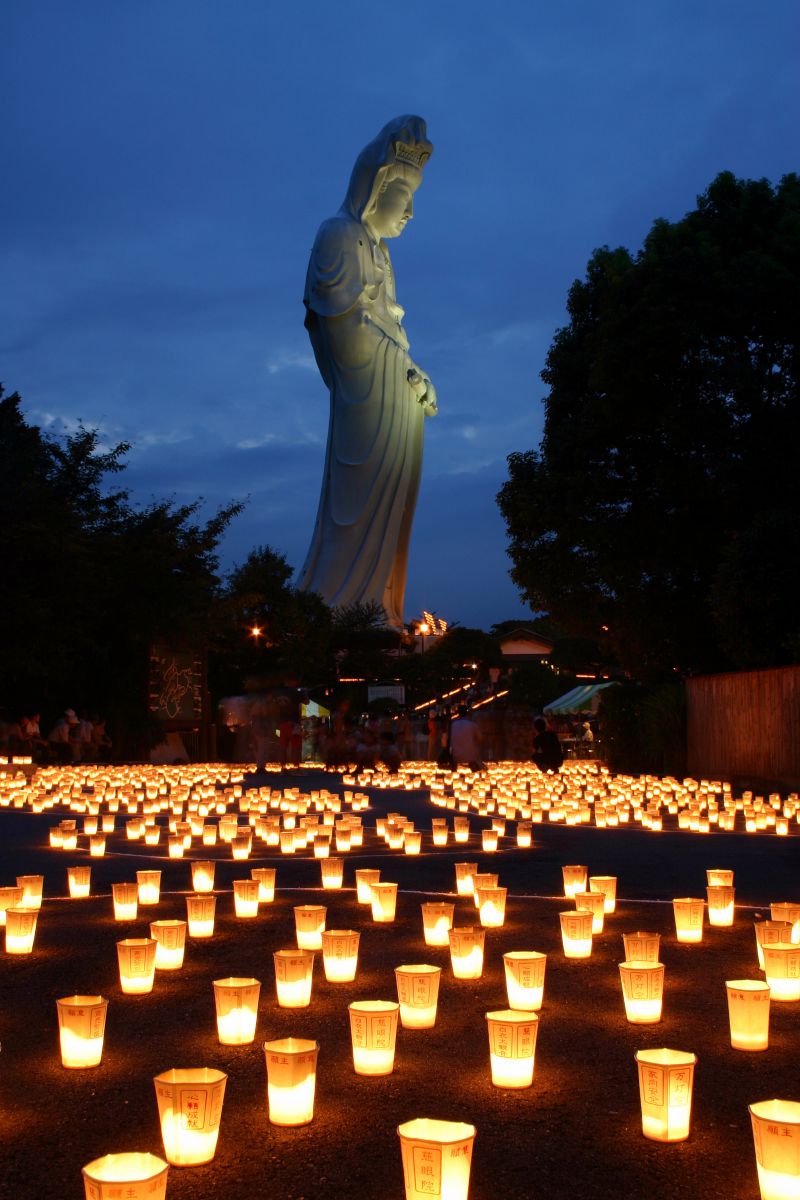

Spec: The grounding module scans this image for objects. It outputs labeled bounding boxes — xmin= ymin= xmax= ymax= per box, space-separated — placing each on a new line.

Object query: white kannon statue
xmin=297 ymin=115 xmax=436 ymax=630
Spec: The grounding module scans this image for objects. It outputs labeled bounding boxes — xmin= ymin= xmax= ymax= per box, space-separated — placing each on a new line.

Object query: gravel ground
xmin=0 ymin=767 xmax=798 ymax=1200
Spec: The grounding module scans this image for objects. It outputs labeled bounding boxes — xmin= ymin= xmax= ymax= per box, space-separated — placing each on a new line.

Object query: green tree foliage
xmin=0 ymin=388 xmax=241 ymax=737
xmin=212 ymin=545 xmax=332 ymax=693
xmin=498 ymin=172 xmax=800 ymax=679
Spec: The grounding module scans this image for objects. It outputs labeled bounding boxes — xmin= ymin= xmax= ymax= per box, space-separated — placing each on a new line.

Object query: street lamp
xmin=417 ymin=621 xmax=430 ymax=655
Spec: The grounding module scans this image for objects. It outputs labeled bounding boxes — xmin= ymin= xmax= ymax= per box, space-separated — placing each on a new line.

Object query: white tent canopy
xmin=544 ymin=681 xmax=618 ymax=715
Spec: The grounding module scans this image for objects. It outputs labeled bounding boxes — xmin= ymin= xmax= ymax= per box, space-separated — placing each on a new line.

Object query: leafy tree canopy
xmin=498 ymin=172 xmax=800 ymax=679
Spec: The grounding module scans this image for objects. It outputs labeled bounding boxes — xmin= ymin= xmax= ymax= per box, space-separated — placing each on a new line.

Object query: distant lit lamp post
xmin=417 ymin=621 xmax=430 ymax=655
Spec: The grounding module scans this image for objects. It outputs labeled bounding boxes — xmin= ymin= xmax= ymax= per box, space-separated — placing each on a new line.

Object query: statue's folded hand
xmin=420 ymin=377 xmax=437 ymax=416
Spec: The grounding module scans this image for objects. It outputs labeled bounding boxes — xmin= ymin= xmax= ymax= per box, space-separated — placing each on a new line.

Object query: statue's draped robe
xmin=297 ymin=214 xmax=424 ymax=629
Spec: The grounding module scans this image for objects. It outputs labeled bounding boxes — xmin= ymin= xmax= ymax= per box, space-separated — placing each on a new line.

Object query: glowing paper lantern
xmin=154 ymin=1067 xmax=227 ymax=1166
xmin=404 ymin=830 xmax=422 ymax=855
xmin=619 ymin=961 xmax=665 ymax=1023
xmin=82 ymin=1153 xmax=168 ymax=1200
xmin=762 ymin=944 xmax=800 ymax=1001
xmin=485 ymin=1009 xmax=539 ymax=1088
xmin=57 ymin=995 xmax=108 ymax=1068
xmin=264 ymin=1037 xmax=319 ymax=1126
xmin=168 ymin=835 xmax=185 ymax=858
xmin=449 ymin=927 xmax=485 ymax=980
xmin=371 ymin=882 xmax=398 ymax=923
xmin=233 ymin=879 xmax=260 ymax=918
xmin=213 ymin=977 xmax=261 ymax=1045
xmin=150 ymin=920 xmax=187 ymax=970
xmin=559 ymin=910 xmax=593 ymax=958
xmin=707 ymin=868 xmax=734 ymax=887
xmin=726 ymin=980 xmax=770 ymax=1051
xmin=481 ymin=829 xmax=498 ymax=852
xmin=672 ymin=897 xmax=704 ymax=944
xmin=348 ymin=1000 xmax=399 ymax=1075
xmin=561 ymin=864 xmax=587 ymax=898
xmin=294 ymin=905 xmax=326 ymax=950
xmin=749 ymin=1099 xmax=800 ymax=1200
xmin=635 ymin=1048 xmax=696 ymax=1142
xmin=397 ymin=1119 xmax=475 ymax=1200
xmin=320 ymin=857 xmax=344 ymax=889
xmin=136 ymin=871 xmax=162 ymax=906
xmin=770 ymin=903 xmax=800 ymax=941
xmin=589 ymin=875 xmax=617 ymax=913
xmin=355 ymin=868 xmax=380 ymax=905
xmin=5 ymin=907 xmax=38 ymax=954
xmin=471 ymin=874 xmax=498 ymax=907
xmin=117 ymin=938 xmax=157 ymax=994
xmin=755 ymin=921 xmax=794 ymax=969
xmin=477 ymin=886 xmax=507 ymax=928
xmin=422 ymin=902 xmax=455 ymax=947
xmin=186 ymin=894 xmax=216 ymax=938
xmin=0 ymin=886 xmax=24 ymax=926
xmin=16 ymin=874 xmax=44 ymax=910
xmin=191 ymin=861 xmax=215 ymax=893
xmin=453 ymin=816 xmax=470 ymax=843
xmin=503 ymin=951 xmax=546 ymax=1011
xmin=623 ymin=931 xmax=660 ymax=963
xmin=251 ymin=867 xmax=276 ymax=902
xmin=516 ymin=821 xmax=532 ymax=848
xmin=89 ymin=835 xmax=106 ymax=857
xmin=454 ymin=863 xmax=478 ymax=897
xmin=579 ymin=890 xmax=605 ymax=934
xmin=395 ymin=964 xmax=441 ymax=1029
xmin=274 ymin=948 xmax=315 ymax=1008
xmin=321 ymin=929 xmax=360 ymax=982
xmin=706 ymin=885 xmax=735 ymax=927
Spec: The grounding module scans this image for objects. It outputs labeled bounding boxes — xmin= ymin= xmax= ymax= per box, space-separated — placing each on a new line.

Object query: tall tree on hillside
xmin=497 ymin=172 xmax=800 ymax=679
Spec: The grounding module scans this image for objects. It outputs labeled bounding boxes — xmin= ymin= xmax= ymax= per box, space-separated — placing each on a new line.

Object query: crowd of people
xmin=0 ymin=709 xmax=112 ymax=763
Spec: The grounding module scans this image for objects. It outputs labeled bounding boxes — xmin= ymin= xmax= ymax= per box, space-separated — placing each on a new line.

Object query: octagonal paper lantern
xmin=264 ymin=1037 xmax=319 ymax=1126
xmin=150 ymin=920 xmax=187 ymax=970
xmin=233 ymin=879 xmax=260 ymax=918
xmin=274 ymin=948 xmax=315 ymax=1008
xmin=561 ymin=864 xmax=587 ymax=898
xmin=371 ymin=882 xmax=398 ymax=923
xmin=348 ymin=1000 xmax=399 ymax=1075
xmin=422 ymin=902 xmax=455 ymax=947
xmin=57 ymin=994 xmax=108 ymax=1068
xmin=16 ymin=874 xmax=44 ymax=910
xmin=579 ymin=890 xmax=605 ymax=934
xmin=6 ymin=907 xmax=38 ymax=954
xmin=762 ymin=944 xmax=800 ymax=1001
xmin=136 ymin=871 xmax=161 ymax=907
xmin=397 ymin=1118 xmax=475 ymax=1200
xmin=749 ymin=1099 xmax=800 ymax=1200
xmin=485 ymin=1009 xmax=539 ymax=1088
xmin=321 ymin=857 xmax=344 ymax=889
xmin=635 ymin=1048 xmax=696 ymax=1142
xmin=355 ymin=868 xmax=380 ymax=905
xmin=589 ymin=875 xmax=617 ymax=913
xmin=395 ymin=964 xmax=441 ymax=1029
xmin=294 ymin=905 xmax=326 ymax=950
xmin=321 ymin=929 xmax=360 ymax=982
xmin=213 ymin=977 xmax=261 ymax=1045
xmin=191 ymin=861 xmax=215 ymax=893
xmin=154 ymin=1067 xmax=227 ymax=1166
xmin=82 ymin=1152 xmax=168 ymax=1200
xmin=477 ymin=886 xmax=507 ymax=929
xmin=449 ymin=927 xmax=485 ymax=980
xmin=0 ymin=886 xmax=24 ymax=926
xmin=672 ymin=897 xmax=704 ymax=944
xmin=454 ymin=863 xmax=478 ymax=897
xmin=619 ymin=961 xmax=665 ymax=1024
xmin=726 ymin=980 xmax=770 ymax=1051
xmin=755 ymin=921 xmax=794 ymax=969
xmin=503 ymin=951 xmax=546 ymax=1011
xmin=622 ymin=931 xmax=660 ymax=963
xmin=559 ymin=910 xmax=593 ymax=958
xmin=186 ymin=893 xmax=216 ymax=938
xmin=707 ymin=884 xmax=735 ymax=928
xmin=251 ymin=867 xmax=276 ymax=903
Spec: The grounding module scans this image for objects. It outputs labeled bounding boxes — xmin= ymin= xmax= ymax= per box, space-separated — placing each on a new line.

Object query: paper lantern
xmin=168 ymin=835 xmax=185 ymax=858
xmin=635 ymin=1048 xmax=697 ymax=1142
xmin=321 ymin=857 xmax=344 ymax=889
xmin=707 ymin=885 xmax=735 ymax=927
xmin=405 ymin=830 xmax=422 ymax=855
xmin=294 ymin=905 xmax=326 ymax=950
xmin=503 ymin=950 xmax=546 ymax=1011
xmin=264 ymin=1037 xmax=319 ymax=1126
xmin=762 ymin=944 xmax=800 ymax=1001
xmin=89 ymin=835 xmax=106 ymax=857
xmin=57 ymin=994 xmax=108 ymax=1068
xmin=749 ymin=1099 xmax=800 ymax=1200
xmin=251 ymin=867 xmax=276 ymax=903
xmin=672 ymin=897 xmax=704 ymax=944
xmin=150 ymin=920 xmax=187 ymax=970
xmin=449 ymin=927 xmax=485 ymax=980
xmin=233 ymin=879 xmax=260 ymax=918
xmin=348 ymin=1000 xmax=399 ymax=1075
xmin=5 ymin=907 xmax=38 ymax=954
xmin=313 ymin=834 xmax=330 ymax=858
xmin=485 ymin=1009 xmax=539 ymax=1088
xmin=453 ymin=816 xmax=470 ymax=843
xmin=422 ymin=902 xmax=455 ymax=947
xmin=477 ymin=886 xmax=507 ymax=928
xmin=136 ymin=871 xmax=161 ymax=906
xmin=770 ymin=903 xmax=800 ymax=941
xmin=561 ymin=864 xmax=587 ymax=898
xmin=622 ymin=931 xmax=660 ymax=963
xmin=755 ymin=921 xmax=794 ymax=969
xmin=202 ymin=824 xmax=217 ymax=846
xmin=516 ymin=821 xmax=532 ymax=848
xmin=213 ymin=977 xmax=261 ymax=1045
xmin=619 ymin=961 xmax=665 ymax=1023
xmin=144 ymin=826 xmax=161 ymax=847
xmin=0 ymin=886 xmax=24 ymax=926
xmin=471 ymin=874 xmax=498 ymax=907
xmin=186 ymin=893 xmax=216 ymax=938
xmin=395 ymin=964 xmax=441 ymax=1029
xmin=454 ymin=863 xmax=478 ymax=897
xmin=432 ymin=819 xmax=449 ymax=847
xmin=397 ymin=1119 xmax=475 ymax=1200
xmin=82 ymin=1152 xmax=168 ymax=1200
xmin=726 ymin=980 xmax=770 ymax=1051
xmin=116 ymin=938 xmax=157 ymax=994
xmin=481 ymin=829 xmax=498 ymax=852
xmin=274 ymin=948 xmax=315 ymax=1008
xmin=154 ymin=1067 xmax=227 ymax=1166
xmin=371 ymin=882 xmax=398 ymax=923
xmin=321 ymin=929 xmax=360 ymax=982
xmin=191 ymin=861 xmax=215 ymax=893
xmin=579 ymin=890 xmax=606 ymax=934
xmin=355 ymin=868 xmax=380 ymax=905
xmin=16 ymin=874 xmax=44 ymax=910
xmin=559 ymin=910 xmax=593 ymax=958
xmin=588 ymin=875 xmax=617 ymax=913
xmin=707 ymin=868 xmax=734 ymax=887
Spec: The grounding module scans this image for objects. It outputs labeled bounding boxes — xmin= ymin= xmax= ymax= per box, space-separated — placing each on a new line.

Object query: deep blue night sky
xmin=2 ymin=2 xmax=797 ymax=627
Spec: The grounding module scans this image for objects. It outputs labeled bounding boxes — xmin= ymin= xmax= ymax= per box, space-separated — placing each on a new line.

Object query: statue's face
xmin=368 ymin=175 xmax=419 ymax=239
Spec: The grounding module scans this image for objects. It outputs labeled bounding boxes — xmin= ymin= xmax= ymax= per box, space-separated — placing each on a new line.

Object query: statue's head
xmin=342 ymin=115 xmax=432 ymax=236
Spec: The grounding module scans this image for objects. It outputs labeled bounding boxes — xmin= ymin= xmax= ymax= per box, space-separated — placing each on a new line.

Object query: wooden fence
xmin=686 ymin=665 xmax=800 ymax=786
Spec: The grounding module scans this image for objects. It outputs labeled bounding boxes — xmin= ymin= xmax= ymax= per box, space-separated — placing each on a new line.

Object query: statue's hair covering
xmin=342 ymin=115 xmax=433 ymax=221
